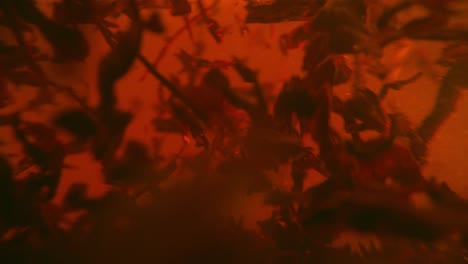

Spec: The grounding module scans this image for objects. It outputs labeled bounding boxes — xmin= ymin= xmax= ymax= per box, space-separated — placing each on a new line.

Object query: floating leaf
xmin=53 ymin=109 xmax=97 ymax=142
xmin=169 ymin=0 xmax=191 ymax=16
xmin=342 ymin=89 xmax=388 ymax=133
xmin=107 ymin=141 xmax=158 ymax=186
xmin=245 ymin=0 xmax=325 ymax=23
xmin=0 ymin=44 xmax=29 ymax=69
xmin=152 ymin=118 xmax=183 ymax=133
xmin=10 ymin=0 xmax=89 ymax=61
xmin=446 ymin=59 xmax=468 ymax=88
xmin=7 ymin=70 xmax=45 ymax=87
xmin=379 ymin=72 xmax=422 ymax=99
xmin=64 ymin=183 xmax=89 ymax=209
xmin=98 ymin=10 xmax=142 ymax=115
xmin=274 ymin=76 xmax=317 ymax=130
xmin=171 ymin=101 xmax=207 ymax=147
xmin=194 ymin=67 xmax=229 ymax=114
xmin=417 ymin=62 xmax=464 ymax=143
xmin=0 ymin=157 xmax=16 ymax=226
xmin=144 ymin=12 xmax=165 ymax=33
xmin=233 ymin=58 xmax=257 ymax=83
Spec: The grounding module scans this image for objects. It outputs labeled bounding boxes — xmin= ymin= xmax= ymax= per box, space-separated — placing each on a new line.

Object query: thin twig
xmin=96 ymin=22 xmax=207 ymax=122
xmin=138 ymin=7 xmax=215 ymax=82
xmin=183 ymin=15 xmax=195 ymax=43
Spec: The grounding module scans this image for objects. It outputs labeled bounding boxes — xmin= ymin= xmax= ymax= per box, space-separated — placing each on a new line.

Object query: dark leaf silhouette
xmin=274 ymin=77 xmax=317 ymax=126
xmin=196 ymin=67 xmax=228 ymax=114
xmin=97 ymin=9 xmax=142 ymax=116
xmin=244 ymin=120 xmax=304 ymax=171
xmin=63 ymin=183 xmax=89 ymax=209
xmin=0 ymin=157 xmax=16 ymax=226
xmin=169 ymin=0 xmax=192 ymax=16
xmin=0 ymin=43 xmax=30 ymax=69
xmin=52 ymin=0 xmax=119 ymax=25
xmin=312 ymin=0 xmax=367 ymax=53
xmin=340 ymin=88 xmax=388 ymax=134
xmin=7 ymin=70 xmax=46 ymax=87
xmin=217 ymin=158 xmax=272 ymax=194
xmin=12 ymin=119 xmax=64 ymax=200
xmin=197 ymin=0 xmax=223 ymax=43
xmin=144 ymin=13 xmax=165 ymax=33
xmin=417 ymin=58 xmax=467 ymax=143
xmin=379 ymin=72 xmax=422 ymax=99
xmin=233 ymin=58 xmax=257 ymax=83
xmin=152 ymin=118 xmax=183 ymax=133
xmin=8 ymin=0 xmax=89 ymax=61
xmin=170 ymin=101 xmax=208 ymax=147
xmin=107 ymin=141 xmax=157 ymax=186
xmin=53 ymin=109 xmax=97 ymax=142
xmin=245 ymin=0 xmax=325 ymax=23
xmin=302 ymin=188 xmax=468 ymax=242
xmin=94 ymin=0 xmax=142 ymax=160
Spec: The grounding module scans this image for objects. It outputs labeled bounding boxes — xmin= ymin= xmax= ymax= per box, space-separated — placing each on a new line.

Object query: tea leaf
xmin=9 ymin=0 xmax=89 ymax=61
xmin=245 ymin=0 xmax=325 ymax=23
xmin=53 ymin=109 xmax=97 ymax=142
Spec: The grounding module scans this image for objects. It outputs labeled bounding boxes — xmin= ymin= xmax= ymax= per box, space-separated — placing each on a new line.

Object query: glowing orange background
xmin=1 ymin=0 xmax=467 ymax=232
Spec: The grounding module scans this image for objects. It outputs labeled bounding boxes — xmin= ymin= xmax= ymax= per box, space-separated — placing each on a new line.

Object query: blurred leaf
xmin=244 ymin=120 xmax=304 ymax=171
xmin=98 ymin=14 xmax=142 ymax=116
xmin=342 ymin=89 xmax=388 ymax=133
xmin=446 ymin=59 xmax=468 ymax=88
xmin=7 ymin=70 xmax=45 ymax=87
xmin=144 ymin=12 xmax=165 ymax=33
xmin=94 ymin=0 xmax=142 ymax=160
xmin=264 ymin=189 xmax=290 ymax=206
xmin=245 ymin=0 xmax=325 ymax=23
xmin=152 ymin=118 xmax=183 ymax=133
xmin=169 ymin=0 xmax=191 ymax=16
xmin=10 ymin=0 xmax=89 ymax=61
xmin=206 ymin=18 xmax=223 ymax=43
xmin=52 ymin=0 xmax=119 ymax=25
xmin=313 ymin=0 xmax=367 ymax=53
xmin=196 ymin=67 xmax=228 ymax=114
xmin=377 ymin=1 xmax=413 ymax=30
xmin=379 ymin=72 xmax=422 ymax=99
xmin=302 ymin=187 xmax=468 ymax=242
xmin=439 ymin=42 xmax=468 ymax=66
xmin=107 ymin=141 xmax=158 ymax=186
xmin=0 ymin=80 xmax=11 ymax=108
xmin=0 ymin=44 xmax=29 ymax=69
xmin=377 ymin=1 xmax=457 ymax=31
xmin=279 ymin=24 xmax=309 ymax=54
xmin=301 ymin=33 xmax=332 ymax=72
xmin=0 ymin=157 xmax=16 ymax=226
xmin=332 ymin=56 xmax=352 ymax=85
xmin=217 ymin=158 xmax=272 ymax=194
xmin=274 ymin=76 xmax=317 ymax=130
xmin=417 ymin=61 xmax=464 ymax=143
xmin=233 ymin=58 xmax=257 ymax=83
xmin=170 ymin=101 xmax=207 ymax=147
xmin=53 ymin=109 xmax=97 ymax=142
xmin=64 ymin=183 xmax=89 ymax=209
xmin=93 ymin=111 xmax=133 ymax=160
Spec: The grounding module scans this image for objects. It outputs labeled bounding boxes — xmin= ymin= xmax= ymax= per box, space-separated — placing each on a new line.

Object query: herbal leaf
xmin=10 ymin=0 xmax=89 ymax=61
xmin=53 ymin=109 xmax=97 ymax=142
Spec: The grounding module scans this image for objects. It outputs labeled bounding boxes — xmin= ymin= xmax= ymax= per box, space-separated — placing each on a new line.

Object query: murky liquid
xmin=1 ymin=0 xmax=467 ymax=263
